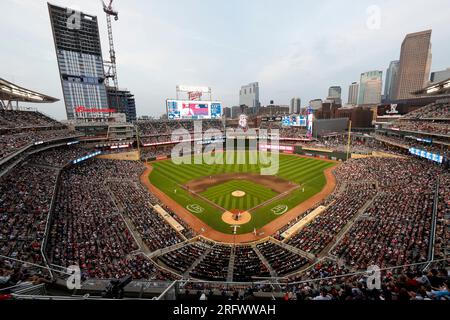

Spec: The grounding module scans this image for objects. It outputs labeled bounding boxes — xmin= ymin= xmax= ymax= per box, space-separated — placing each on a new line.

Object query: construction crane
xmin=102 ymin=0 xmax=119 ymax=89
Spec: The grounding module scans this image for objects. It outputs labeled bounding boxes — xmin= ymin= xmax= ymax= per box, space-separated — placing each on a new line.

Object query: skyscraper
xmin=239 ymin=82 xmax=260 ymax=110
xmin=347 ymin=82 xmax=359 ymax=105
xmin=290 ymin=97 xmax=301 ymax=114
xmin=358 ymin=71 xmax=382 ymax=105
xmin=394 ymin=30 xmax=432 ymax=100
xmin=327 ymin=86 xmax=342 ymax=105
xmin=384 ymin=61 xmax=399 ymax=102
xmin=430 ymin=68 xmax=450 ymax=83
xmin=309 ymin=99 xmax=323 ymax=110
xmin=106 ymin=88 xmax=136 ymax=123
xmin=223 ymin=107 xmax=231 ymax=118
xmin=48 ymin=3 xmax=109 ymax=121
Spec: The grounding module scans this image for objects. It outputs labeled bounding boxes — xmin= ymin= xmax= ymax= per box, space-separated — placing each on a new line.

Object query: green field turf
xmin=149 ymin=152 xmax=335 ymax=234
xmin=200 ymin=180 xmax=278 ymax=211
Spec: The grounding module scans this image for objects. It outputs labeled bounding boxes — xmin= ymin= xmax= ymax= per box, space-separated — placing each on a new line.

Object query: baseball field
xmin=148 ymin=152 xmax=336 ymax=234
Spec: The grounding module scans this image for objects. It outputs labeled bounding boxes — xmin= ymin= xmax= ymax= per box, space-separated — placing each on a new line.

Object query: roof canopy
xmin=413 ymin=77 xmax=450 ymax=96
xmin=0 ymin=78 xmax=59 ymax=103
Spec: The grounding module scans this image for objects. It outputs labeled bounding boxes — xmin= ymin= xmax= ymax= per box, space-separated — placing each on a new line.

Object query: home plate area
xmin=221 ymin=209 xmax=251 ymax=225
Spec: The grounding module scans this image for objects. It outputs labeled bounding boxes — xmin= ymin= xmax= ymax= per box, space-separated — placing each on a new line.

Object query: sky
xmin=1 ymin=0 xmax=449 ymax=120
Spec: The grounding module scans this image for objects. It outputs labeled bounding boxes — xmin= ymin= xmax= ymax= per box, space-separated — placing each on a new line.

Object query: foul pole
xmin=346 ymin=120 xmax=352 ymax=161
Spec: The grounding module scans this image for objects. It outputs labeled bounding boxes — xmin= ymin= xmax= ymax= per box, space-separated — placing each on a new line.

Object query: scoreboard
xmin=282 ymin=115 xmax=307 ymax=127
xmin=166 ymin=100 xmax=222 ymax=120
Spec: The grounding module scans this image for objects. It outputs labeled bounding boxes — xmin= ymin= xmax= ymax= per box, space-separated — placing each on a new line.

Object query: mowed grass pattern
xmin=149 ymin=152 xmax=335 ymax=234
xmin=200 ymin=180 xmax=278 ymax=211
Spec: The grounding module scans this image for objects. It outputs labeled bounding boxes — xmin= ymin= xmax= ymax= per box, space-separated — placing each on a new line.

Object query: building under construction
xmin=107 ymin=87 xmax=137 ymax=123
xmin=48 ymin=2 xmax=136 ymax=123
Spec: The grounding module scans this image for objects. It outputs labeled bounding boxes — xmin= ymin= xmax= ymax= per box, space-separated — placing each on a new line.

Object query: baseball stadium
xmin=0 ymin=1 xmax=449 ymax=307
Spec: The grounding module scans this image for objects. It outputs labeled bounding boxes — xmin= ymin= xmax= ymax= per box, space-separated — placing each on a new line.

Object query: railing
xmin=423 ymin=176 xmax=441 ymax=271
xmin=12 ymin=284 xmax=47 ymax=297
xmin=40 ymin=167 xmax=63 ymax=280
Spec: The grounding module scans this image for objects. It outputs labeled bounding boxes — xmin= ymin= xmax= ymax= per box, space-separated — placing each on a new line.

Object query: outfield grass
xmin=149 ymin=152 xmax=335 ymax=234
xmin=200 ymin=180 xmax=278 ymax=211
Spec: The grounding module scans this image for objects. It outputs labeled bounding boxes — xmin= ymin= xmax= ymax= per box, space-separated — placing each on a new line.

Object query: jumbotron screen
xmin=282 ymin=115 xmax=307 ymax=127
xmin=166 ymin=100 xmax=222 ymax=120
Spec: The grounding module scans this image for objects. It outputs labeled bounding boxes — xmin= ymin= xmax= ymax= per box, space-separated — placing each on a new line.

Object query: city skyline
xmin=394 ymin=30 xmax=432 ymax=100
xmin=1 ymin=0 xmax=450 ymax=120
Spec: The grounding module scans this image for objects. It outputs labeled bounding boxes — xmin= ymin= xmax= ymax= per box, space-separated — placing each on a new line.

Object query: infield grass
xmin=200 ymin=180 xmax=278 ymax=211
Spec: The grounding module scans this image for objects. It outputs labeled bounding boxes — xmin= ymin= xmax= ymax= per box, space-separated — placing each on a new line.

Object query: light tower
xmin=102 ymin=0 xmax=119 ymax=89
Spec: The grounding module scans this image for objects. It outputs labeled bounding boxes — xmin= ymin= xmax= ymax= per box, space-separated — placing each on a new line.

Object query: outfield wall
xmin=142 ymin=140 xmax=349 ymax=162
xmin=294 ymin=146 xmax=347 ymax=161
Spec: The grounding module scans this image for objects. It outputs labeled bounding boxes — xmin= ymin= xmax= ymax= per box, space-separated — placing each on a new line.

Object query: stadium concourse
xmin=0 ymin=102 xmax=449 ymax=301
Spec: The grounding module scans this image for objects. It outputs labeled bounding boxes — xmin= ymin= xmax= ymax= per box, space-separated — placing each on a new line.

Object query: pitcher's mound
xmin=222 ymin=209 xmax=251 ymax=225
xmin=231 ymin=190 xmax=246 ymax=197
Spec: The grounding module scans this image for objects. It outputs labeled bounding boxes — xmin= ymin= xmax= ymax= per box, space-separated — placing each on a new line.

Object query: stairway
xmin=226 ymin=246 xmax=235 ymax=282
xmin=323 ymin=192 xmax=379 ymax=258
xmin=183 ymin=245 xmax=213 ymax=278
xmin=253 ymin=246 xmax=277 ymax=278
xmin=271 ymin=238 xmax=315 ymax=260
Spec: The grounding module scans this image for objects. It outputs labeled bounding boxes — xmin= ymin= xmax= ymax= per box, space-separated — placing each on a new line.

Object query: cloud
xmin=1 ymin=0 xmax=449 ymax=119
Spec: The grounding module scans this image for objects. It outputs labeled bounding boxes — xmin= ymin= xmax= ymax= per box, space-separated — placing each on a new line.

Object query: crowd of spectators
xmin=256 ymin=242 xmax=310 ymax=276
xmin=137 ymin=119 xmax=222 ymax=136
xmin=140 ymin=146 xmax=173 ymax=160
xmin=280 ymin=262 xmax=449 ymax=300
xmin=286 ymin=183 xmax=377 ymax=255
xmin=392 ymin=120 xmax=450 ymax=135
xmin=178 ymin=260 xmax=449 ymax=300
xmin=47 ymin=159 xmax=140 ymax=279
xmin=374 ymin=133 xmax=449 ymax=158
xmin=279 ymin=127 xmax=307 ymax=139
xmin=259 ymin=122 xmax=282 ymax=130
xmin=46 ymin=159 xmax=187 ymax=280
xmin=0 ymin=129 xmax=79 ymax=161
xmin=1 ymin=118 xmax=448 ymax=294
xmin=108 ymin=179 xmax=184 ymax=252
xmin=157 ymin=241 xmax=209 ymax=274
xmin=0 ymin=110 xmax=80 ymax=161
xmin=138 ymin=120 xmax=223 ymax=146
xmin=313 ymin=134 xmax=393 ymax=154
xmin=28 ymin=145 xmax=92 ymax=168
xmin=189 ymin=244 xmax=231 ymax=281
xmin=156 ymin=239 xmax=313 ymax=281
xmin=403 ymin=101 xmax=450 ymax=120
xmin=0 ymin=260 xmax=52 ymax=292
xmin=0 ymin=110 xmax=60 ymax=129
xmin=330 ymin=158 xmax=448 ymax=271
xmin=233 ymin=246 xmax=271 ymax=282
xmin=0 ymin=163 xmax=58 ymax=266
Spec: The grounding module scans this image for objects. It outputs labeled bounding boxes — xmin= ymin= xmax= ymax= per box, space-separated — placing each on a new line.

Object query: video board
xmin=166 ymin=100 xmax=222 ymax=120
xmin=409 ymin=147 xmax=443 ymax=164
xmin=282 ymin=115 xmax=307 ymax=127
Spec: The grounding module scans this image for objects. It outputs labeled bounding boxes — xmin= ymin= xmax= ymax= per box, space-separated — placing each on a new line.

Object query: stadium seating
xmin=403 ymin=102 xmax=450 ymax=120
xmin=1 ymin=115 xmax=449 ymax=301
xmin=391 ymin=101 xmax=450 ymax=136
xmin=0 ymin=110 xmax=79 ymax=161
xmin=0 ymin=110 xmax=60 ymax=129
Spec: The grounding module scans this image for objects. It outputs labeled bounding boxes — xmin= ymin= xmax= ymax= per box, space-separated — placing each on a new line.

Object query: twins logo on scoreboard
xmin=188 ymin=91 xmax=202 ymax=101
